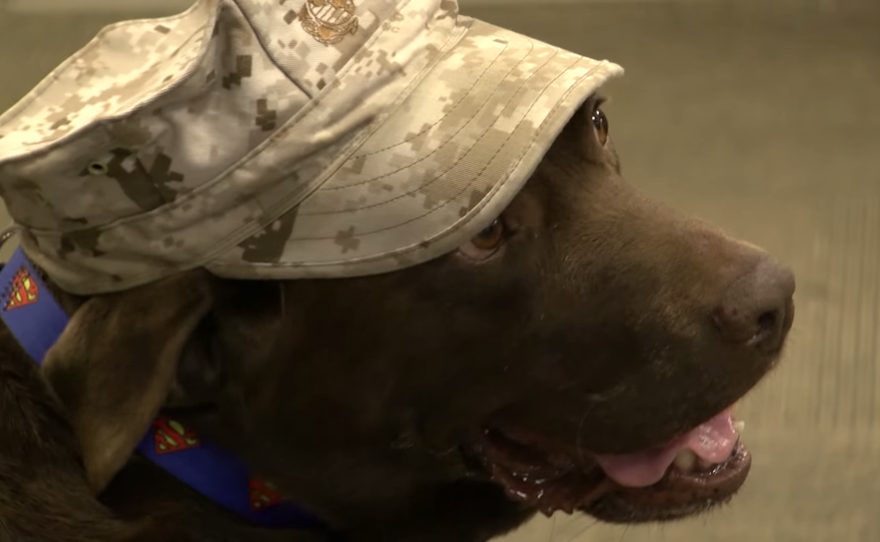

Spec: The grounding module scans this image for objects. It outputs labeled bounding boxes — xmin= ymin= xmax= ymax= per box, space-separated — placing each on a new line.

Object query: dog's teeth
xmin=673 ymin=450 xmax=697 ymax=472
xmin=733 ymin=420 xmax=746 ymax=433
xmin=697 ymin=458 xmax=715 ymax=470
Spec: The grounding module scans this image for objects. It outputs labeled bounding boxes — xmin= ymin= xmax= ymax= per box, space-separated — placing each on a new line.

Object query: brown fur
xmin=0 ymin=97 xmax=794 ymax=541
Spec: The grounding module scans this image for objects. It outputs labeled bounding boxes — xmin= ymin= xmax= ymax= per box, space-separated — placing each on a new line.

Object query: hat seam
xmin=230 ymin=0 xmax=314 ymax=100
xmin=319 ymin=37 xmax=522 ymax=191
xmin=301 ymin=45 xmax=555 ymax=213
xmin=295 ymin=51 xmax=577 ymax=228
xmin=347 ymin=24 xmax=508 ymax=162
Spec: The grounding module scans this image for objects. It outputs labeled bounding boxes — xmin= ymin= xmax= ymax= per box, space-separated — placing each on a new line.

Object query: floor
xmin=1 ymin=2 xmax=879 ymax=541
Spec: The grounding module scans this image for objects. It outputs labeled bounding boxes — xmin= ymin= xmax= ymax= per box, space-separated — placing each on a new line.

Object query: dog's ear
xmin=41 ymin=270 xmax=214 ymax=494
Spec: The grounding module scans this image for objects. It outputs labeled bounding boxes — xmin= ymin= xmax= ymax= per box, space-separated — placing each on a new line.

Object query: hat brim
xmin=204 ymin=19 xmax=623 ymax=280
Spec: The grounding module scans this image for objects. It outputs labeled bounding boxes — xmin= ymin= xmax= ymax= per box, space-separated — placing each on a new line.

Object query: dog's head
xmin=40 ymin=95 xmax=794 ymax=529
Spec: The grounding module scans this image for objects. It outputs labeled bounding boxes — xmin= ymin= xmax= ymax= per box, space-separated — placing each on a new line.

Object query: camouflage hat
xmin=0 ymin=0 xmax=623 ymax=295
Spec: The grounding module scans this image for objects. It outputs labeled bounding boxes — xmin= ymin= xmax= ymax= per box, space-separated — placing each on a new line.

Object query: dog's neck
xmin=0 ymin=246 xmax=332 ymax=534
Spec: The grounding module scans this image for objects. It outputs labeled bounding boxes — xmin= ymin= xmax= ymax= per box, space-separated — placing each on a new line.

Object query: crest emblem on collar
xmin=299 ymin=0 xmax=359 ymax=46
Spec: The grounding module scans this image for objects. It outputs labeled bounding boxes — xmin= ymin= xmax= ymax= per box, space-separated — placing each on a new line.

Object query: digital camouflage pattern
xmin=0 ymin=0 xmax=623 ymax=295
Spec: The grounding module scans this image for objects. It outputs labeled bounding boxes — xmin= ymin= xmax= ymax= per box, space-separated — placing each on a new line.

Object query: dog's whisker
xmin=583 ymin=383 xmax=627 ymax=403
xmin=0 ymin=515 xmax=11 ymax=539
xmin=575 ymin=403 xmax=595 ymax=471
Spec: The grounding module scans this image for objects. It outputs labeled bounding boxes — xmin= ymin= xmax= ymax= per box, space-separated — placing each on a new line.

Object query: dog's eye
xmin=592 ymin=106 xmax=609 ymax=146
xmin=472 ymin=220 xmax=505 ymax=250
xmin=458 ymin=219 xmax=506 ymax=260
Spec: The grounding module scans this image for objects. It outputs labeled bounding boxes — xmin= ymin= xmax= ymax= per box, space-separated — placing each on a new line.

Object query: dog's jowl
xmin=0 ymin=0 xmax=794 ymax=541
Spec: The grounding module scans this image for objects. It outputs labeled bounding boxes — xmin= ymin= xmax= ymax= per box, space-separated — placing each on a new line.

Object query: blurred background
xmin=1 ymin=0 xmax=878 ymax=540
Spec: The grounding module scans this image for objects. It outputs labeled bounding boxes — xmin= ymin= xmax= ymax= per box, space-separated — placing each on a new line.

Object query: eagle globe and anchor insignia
xmin=299 ymin=0 xmax=359 ymax=45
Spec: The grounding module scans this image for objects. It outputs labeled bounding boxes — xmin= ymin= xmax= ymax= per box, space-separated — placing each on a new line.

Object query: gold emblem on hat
xmin=299 ymin=0 xmax=359 ymax=46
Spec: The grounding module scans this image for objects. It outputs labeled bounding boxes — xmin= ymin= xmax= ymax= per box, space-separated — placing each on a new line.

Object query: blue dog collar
xmin=0 ymin=244 xmax=328 ymax=532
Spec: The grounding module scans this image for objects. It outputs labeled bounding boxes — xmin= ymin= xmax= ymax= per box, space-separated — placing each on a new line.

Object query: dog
xmin=0 ymin=0 xmax=795 ymax=541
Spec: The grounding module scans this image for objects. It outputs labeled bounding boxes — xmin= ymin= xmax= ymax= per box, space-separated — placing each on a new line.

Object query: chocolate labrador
xmin=0 ymin=0 xmax=794 ymax=541
xmin=0 ymin=94 xmax=794 ymax=542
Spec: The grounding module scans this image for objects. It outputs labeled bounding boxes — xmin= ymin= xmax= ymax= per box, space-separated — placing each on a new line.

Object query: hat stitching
xmin=208 ymin=63 xmax=609 ymax=274
xmin=299 ymin=47 xmax=555 ymax=214
xmin=347 ymin=37 xmax=510 ymax=161
xmin=252 ymin=62 xmax=606 ymax=252
xmin=293 ymin=54 xmax=579 ymax=231
xmin=318 ymin=40 xmax=523 ymax=191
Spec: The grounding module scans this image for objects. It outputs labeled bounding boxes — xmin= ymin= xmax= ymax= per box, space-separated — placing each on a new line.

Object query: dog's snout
xmin=712 ymin=257 xmax=796 ymax=351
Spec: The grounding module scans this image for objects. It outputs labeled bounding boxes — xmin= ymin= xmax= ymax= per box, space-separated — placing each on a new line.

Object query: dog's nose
xmin=712 ymin=257 xmax=796 ymax=351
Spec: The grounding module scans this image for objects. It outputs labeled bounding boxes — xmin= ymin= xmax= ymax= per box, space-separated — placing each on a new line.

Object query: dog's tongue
xmin=593 ymin=408 xmax=738 ymax=488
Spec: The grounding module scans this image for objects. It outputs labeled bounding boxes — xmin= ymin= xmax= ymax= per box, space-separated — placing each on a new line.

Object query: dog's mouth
xmin=471 ymin=406 xmax=749 ymax=522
